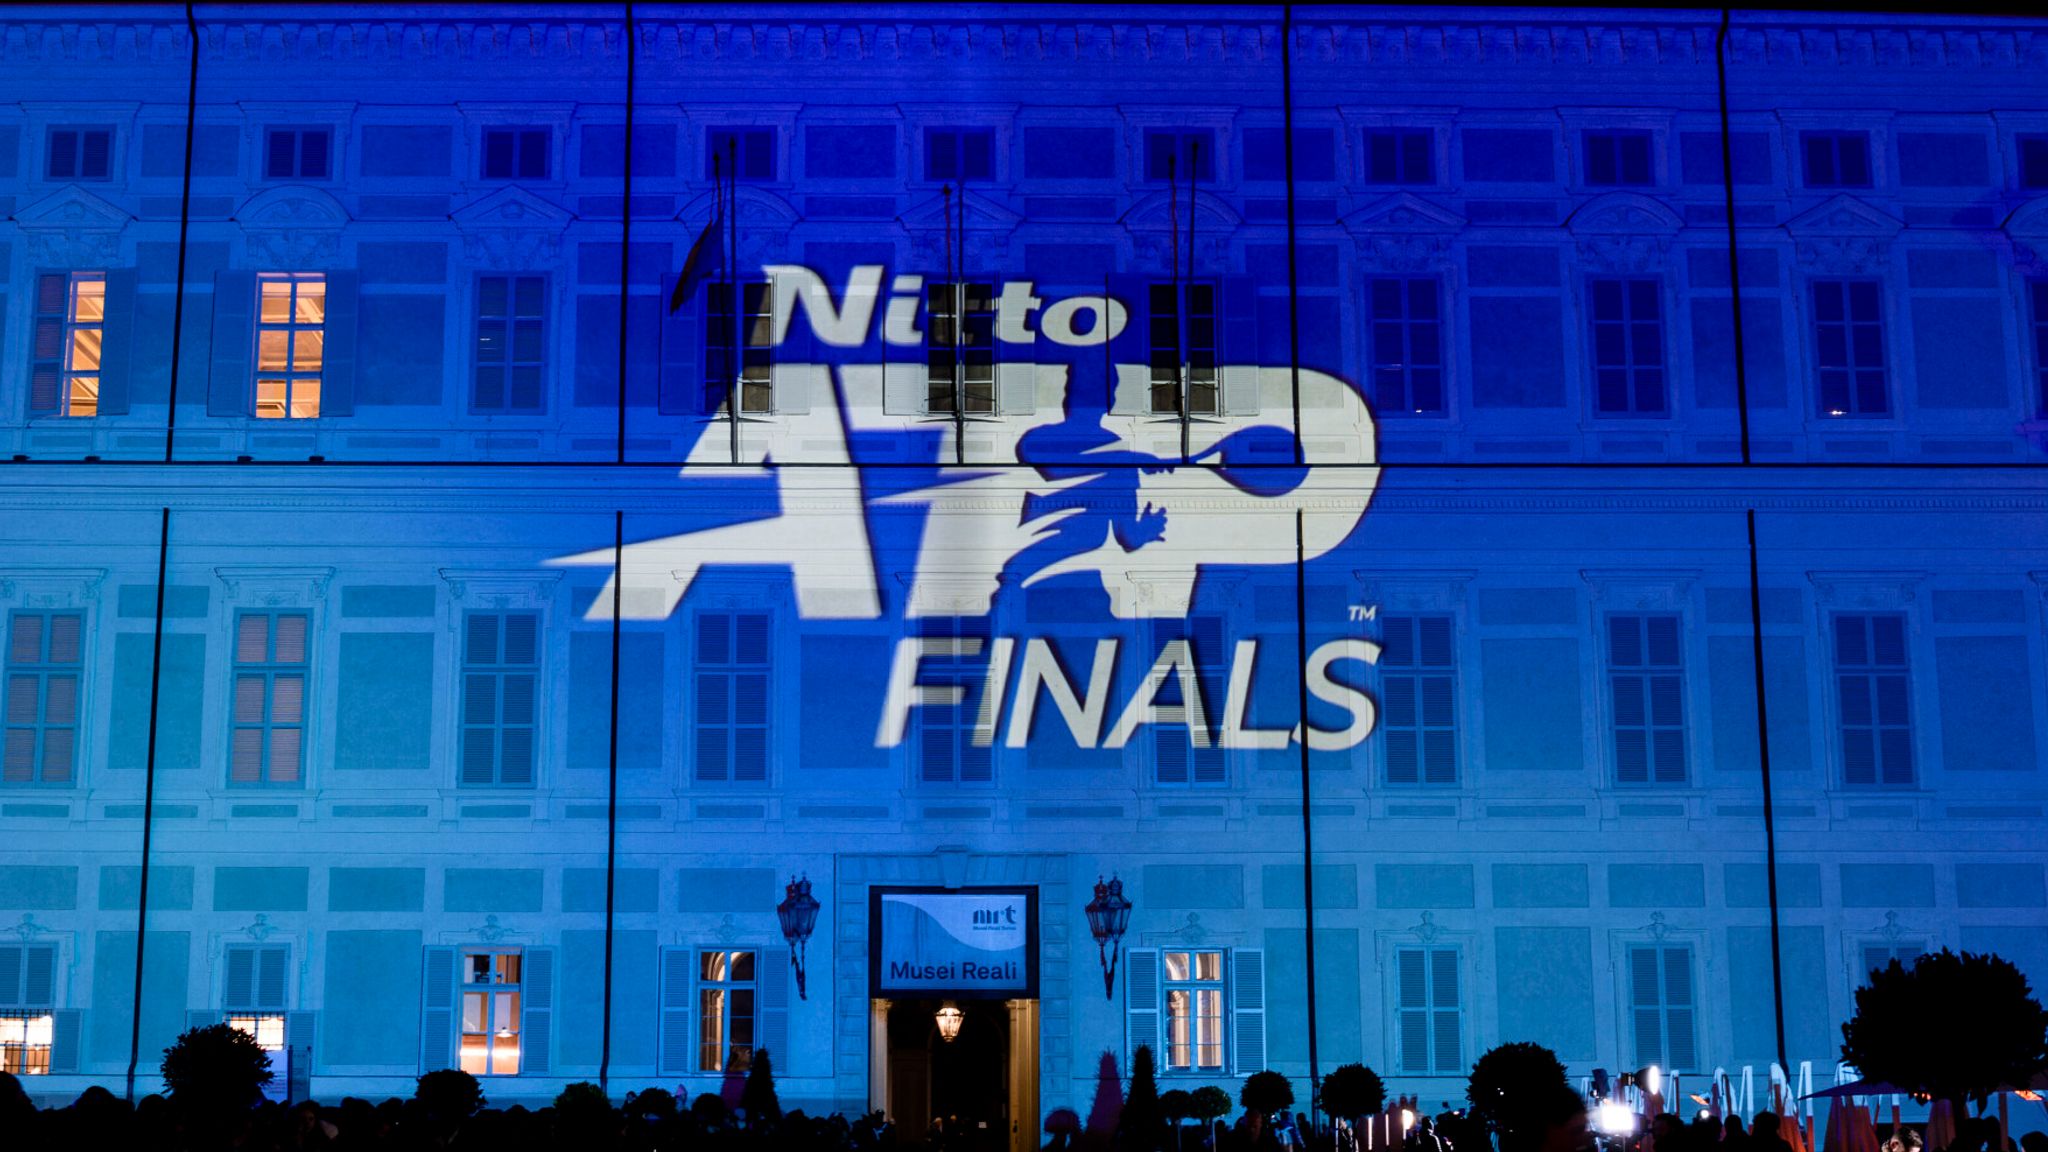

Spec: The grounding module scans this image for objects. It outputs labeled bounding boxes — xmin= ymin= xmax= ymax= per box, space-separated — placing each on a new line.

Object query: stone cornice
xmin=3 ymin=12 xmax=2044 ymax=72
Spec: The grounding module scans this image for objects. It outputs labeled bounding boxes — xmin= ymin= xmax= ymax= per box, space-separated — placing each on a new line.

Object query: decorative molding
xmin=2004 ymin=197 xmax=2048 ymax=274
xmin=1344 ymin=193 xmax=1464 ymax=272
xmin=1807 ymin=569 xmax=1925 ymax=608
xmin=1568 ymin=192 xmax=1682 ymax=274
xmin=1580 ymin=568 xmax=1699 ymax=610
xmin=236 ymin=185 xmax=351 ymax=270
xmin=900 ymin=188 xmax=1019 ymax=271
xmin=1786 ymin=194 xmax=1903 ymax=273
xmin=214 ymin=565 xmax=334 ymax=606
xmin=1407 ymin=910 xmax=1443 ymax=944
xmin=11 ymin=186 xmax=131 ymax=266
xmin=451 ymin=186 xmax=573 ymax=271
xmin=1121 ymin=189 xmax=1239 ymax=272
xmin=437 ymin=567 xmax=562 ymax=606
xmin=0 ymin=567 xmax=107 ymax=609
xmin=9 ymin=914 xmax=49 ymax=941
xmin=1354 ymin=570 xmax=1475 ymax=613
xmin=238 ymin=913 xmax=278 ymax=942
xmin=470 ymin=914 xmax=514 ymax=944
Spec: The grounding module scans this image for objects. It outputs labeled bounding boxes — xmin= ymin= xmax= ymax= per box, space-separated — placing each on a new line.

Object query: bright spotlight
xmin=1596 ymin=1102 xmax=1637 ymax=1135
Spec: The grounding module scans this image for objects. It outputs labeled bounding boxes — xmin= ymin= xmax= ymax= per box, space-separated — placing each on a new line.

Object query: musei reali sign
xmin=871 ymin=887 xmax=1041 ymax=999
xmin=550 ymin=265 xmax=1386 ymax=751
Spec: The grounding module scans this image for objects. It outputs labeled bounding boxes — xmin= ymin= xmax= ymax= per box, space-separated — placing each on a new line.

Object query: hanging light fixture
xmin=1083 ymin=874 xmax=1133 ymax=999
xmin=776 ymin=874 xmax=821 ymax=1000
xmin=935 ymin=1002 xmax=964 ymax=1043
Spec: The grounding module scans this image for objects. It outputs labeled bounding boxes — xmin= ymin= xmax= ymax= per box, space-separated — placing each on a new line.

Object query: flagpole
xmin=1184 ymin=139 xmax=1199 ymax=463
xmin=1170 ymin=153 xmax=1188 ymax=462
xmin=954 ymin=182 xmax=967 ymax=466
xmin=727 ymin=136 xmax=740 ymax=466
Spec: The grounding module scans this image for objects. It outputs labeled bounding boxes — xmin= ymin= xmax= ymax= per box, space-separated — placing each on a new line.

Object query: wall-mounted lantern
xmin=776 ymin=874 xmax=821 ymax=1000
xmin=1083 ymin=874 xmax=1133 ymax=1000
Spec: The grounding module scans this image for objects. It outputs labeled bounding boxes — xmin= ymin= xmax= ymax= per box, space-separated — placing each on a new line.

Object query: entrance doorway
xmin=875 ymin=998 xmax=1037 ymax=1152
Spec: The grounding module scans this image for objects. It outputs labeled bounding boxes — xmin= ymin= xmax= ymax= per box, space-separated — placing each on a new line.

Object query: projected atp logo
xmin=551 ymin=265 xmax=1385 ymax=750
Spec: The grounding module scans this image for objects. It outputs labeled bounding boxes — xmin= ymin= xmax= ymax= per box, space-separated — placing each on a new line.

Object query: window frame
xmin=0 ymin=941 xmax=58 ymax=1076
xmin=458 ymin=949 xmax=524 ymax=1077
xmin=1625 ymin=941 xmax=1701 ymax=1072
xmin=1393 ymin=945 xmax=1465 ymax=1076
xmin=1800 ymin=129 xmax=1875 ymax=190
xmin=703 ymin=279 xmax=776 ymax=416
xmin=1830 ymin=611 xmax=1916 ymax=790
xmin=1366 ymin=275 xmax=1447 ymax=418
xmin=1379 ymin=613 xmax=1457 ymax=787
xmin=28 ymin=271 xmax=108 ymax=419
xmin=1586 ymin=276 xmax=1671 ymax=417
xmin=472 ymin=274 xmax=548 ymax=415
xmin=228 ymin=611 xmax=309 ymax=788
xmin=925 ymin=281 xmax=997 ymax=417
xmin=922 ymin=126 xmax=996 ymax=184
xmin=2018 ymin=133 xmax=2048 ymax=192
xmin=1363 ymin=127 xmax=1436 ymax=187
xmin=253 ymin=272 xmax=327 ymax=420
xmin=1145 ymin=615 xmax=1226 ymax=789
xmin=4 ymin=610 xmax=84 ymax=788
xmin=1581 ymin=128 xmax=1656 ymax=188
xmin=913 ymin=616 xmax=994 ymax=786
xmin=480 ymin=126 xmax=551 ymax=181
xmin=1808 ymin=277 xmax=1891 ymax=419
xmin=1141 ymin=128 xmax=1217 ymax=185
xmin=1146 ymin=279 xmax=1220 ymax=417
xmin=44 ymin=125 xmax=114 ymax=182
xmin=695 ymin=948 xmax=759 ymax=1074
xmin=263 ymin=127 xmax=333 ymax=182
xmin=221 ymin=942 xmax=290 ymax=1054
xmin=1604 ymin=613 xmax=1689 ymax=787
xmin=692 ymin=611 xmax=771 ymax=785
xmin=1160 ymin=948 xmax=1227 ymax=1073
xmin=458 ymin=611 xmax=541 ymax=789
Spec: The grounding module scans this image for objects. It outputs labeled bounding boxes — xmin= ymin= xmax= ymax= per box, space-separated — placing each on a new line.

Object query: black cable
xmin=1294 ymin=511 xmax=1322 ymax=1128
xmin=599 ymin=510 xmax=624 ymax=1090
xmin=1746 ymin=509 xmax=1790 ymax=1072
xmin=1717 ymin=10 xmax=1755 ymax=464
xmin=1282 ymin=3 xmax=1305 ymax=468
xmin=614 ymin=0 xmax=635 ymax=464
xmin=163 ymin=1 xmax=199 ymax=462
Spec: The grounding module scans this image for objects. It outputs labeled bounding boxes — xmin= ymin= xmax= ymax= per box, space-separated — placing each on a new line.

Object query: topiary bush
xmin=1842 ymin=949 xmax=2048 ymax=1116
xmin=1241 ymin=1070 xmax=1296 ymax=1118
xmin=1467 ymin=1041 xmax=1570 ymax=1152
xmin=160 ymin=1023 xmax=273 ymax=1115
xmin=1320 ymin=1063 xmax=1388 ymax=1128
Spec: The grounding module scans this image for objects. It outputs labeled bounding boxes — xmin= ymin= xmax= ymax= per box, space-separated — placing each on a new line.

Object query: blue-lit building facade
xmin=2 ymin=4 xmax=2047 ymax=1143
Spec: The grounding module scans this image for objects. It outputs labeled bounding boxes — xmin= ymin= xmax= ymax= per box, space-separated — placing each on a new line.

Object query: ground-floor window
xmin=698 ymin=949 xmax=757 ymax=1073
xmin=461 ymin=950 xmax=523 ymax=1076
xmin=0 ymin=943 xmax=56 ymax=1074
xmin=1127 ymin=946 xmax=1264 ymax=1076
xmin=1163 ymin=949 xmax=1225 ymax=1071
xmin=0 ymin=1012 xmax=53 ymax=1075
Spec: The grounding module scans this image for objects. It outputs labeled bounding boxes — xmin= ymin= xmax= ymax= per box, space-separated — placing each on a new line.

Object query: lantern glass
xmin=935 ymin=1002 xmax=964 ymax=1043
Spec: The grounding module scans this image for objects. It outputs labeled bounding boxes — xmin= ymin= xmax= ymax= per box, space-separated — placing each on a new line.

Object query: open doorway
xmin=886 ymin=997 xmax=1010 ymax=1151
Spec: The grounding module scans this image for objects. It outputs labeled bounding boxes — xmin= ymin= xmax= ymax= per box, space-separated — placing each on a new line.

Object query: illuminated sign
xmin=870 ymin=886 xmax=1040 ymax=999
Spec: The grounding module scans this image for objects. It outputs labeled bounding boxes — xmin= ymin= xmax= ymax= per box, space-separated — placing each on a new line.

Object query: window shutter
xmin=759 ymin=945 xmax=791 ymax=1072
xmin=1220 ymin=275 xmax=1262 ymax=414
xmin=658 ymin=946 xmax=694 ymax=1077
xmin=659 ymin=274 xmax=703 ymax=415
xmin=209 ymin=271 xmax=257 ymax=416
xmin=1124 ymin=947 xmax=1160 ymax=1061
xmin=1396 ymin=948 xmax=1429 ymax=1074
xmin=286 ymin=1010 xmax=316 ymax=1099
xmin=97 ymin=267 xmax=137 ymax=414
xmin=420 ymin=946 xmax=458 ymax=1072
xmin=80 ymin=130 xmax=111 ymax=179
xmin=321 ymin=270 xmax=359 ymax=416
xmin=48 ymin=1009 xmax=82 ymax=1073
xmin=224 ymin=946 xmax=257 ymax=1011
xmin=29 ymin=274 xmax=67 ymax=415
xmin=0 ymin=945 xmax=21 ymax=1007
xmin=1629 ymin=946 xmax=1662 ymax=1068
xmin=1430 ymin=949 xmax=1462 ymax=1074
xmin=996 ymin=361 xmax=1036 ymax=415
xmin=771 ymin=284 xmax=810 ymax=415
xmin=521 ymin=946 xmax=554 ymax=1076
xmin=1230 ymin=948 xmax=1267 ymax=1074
xmin=881 ymin=359 xmax=924 ymax=416
xmin=22 ymin=945 xmax=55 ymax=1008
xmin=257 ymin=945 xmax=289 ymax=1011
xmin=1663 ymin=946 xmax=1697 ymax=1069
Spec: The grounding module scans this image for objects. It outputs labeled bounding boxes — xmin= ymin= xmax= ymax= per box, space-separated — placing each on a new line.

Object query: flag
xmin=669 ymin=209 xmax=723 ymax=314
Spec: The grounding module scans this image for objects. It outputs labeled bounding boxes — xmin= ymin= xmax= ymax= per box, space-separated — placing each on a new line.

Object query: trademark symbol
xmin=1347 ymin=604 xmax=1378 ymax=622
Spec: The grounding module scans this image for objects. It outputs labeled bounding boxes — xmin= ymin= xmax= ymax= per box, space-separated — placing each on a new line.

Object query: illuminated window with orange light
xmin=697 ymin=949 xmax=756 ymax=1073
xmin=1162 ymin=949 xmax=1225 ymax=1072
xmin=459 ymin=951 xmax=521 ymax=1076
xmin=0 ymin=943 xmax=57 ymax=1075
xmin=256 ymin=273 xmax=325 ymax=419
xmin=28 ymin=272 xmax=105 ymax=417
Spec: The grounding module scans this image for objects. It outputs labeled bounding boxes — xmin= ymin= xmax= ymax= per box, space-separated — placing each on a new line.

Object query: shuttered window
xmin=1127 ymin=947 xmax=1263 ymax=1076
xmin=1589 ymin=278 xmax=1667 ymax=415
xmin=705 ymin=281 xmax=774 ymax=415
xmin=1608 ymin=614 xmax=1687 ymax=786
xmin=1628 ymin=944 xmax=1698 ymax=1071
xmin=1395 ymin=946 xmax=1463 ymax=1075
xmin=255 ymin=273 xmax=326 ymax=419
xmin=473 ymin=275 xmax=546 ymax=413
xmin=1381 ymin=614 xmax=1456 ymax=786
xmin=223 ymin=944 xmax=289 ymax=1051
xmin=926 ymin=282 xmax=996 ymax=415
xmin=1147 ymin=281 xmax=1218 ymax=416
xmin=695 ymin=613 xmax=769 ymax=784
xmin=0 ymin=943 xmax=58 ymax=1075
xmin=1147 ymin=616 xmax=1225 ymax=787
xmin=917 ymin=616 xmax=993 ymax=786
xmin=4 ymin=612 xmax=82 ymax=786
xmin=46 ymin=127 xmax=112 ymax=180
xmin=1162 ymin=949 xmax=1226 ymax=1072
xmin=458 ymin=950 xmax=524 ymax=1076
xmin=1368 ymin=277 xmax=1445 ymax=417
xmin=460 ymin=612 xmax=539 ymax=787
xmin=1833 ymin=613 xmax=1913 ymax=788
xmin=28 ymin=272 xmax=106 ymax=418
xmin=230 ymin=613 xmax=308 ymax=787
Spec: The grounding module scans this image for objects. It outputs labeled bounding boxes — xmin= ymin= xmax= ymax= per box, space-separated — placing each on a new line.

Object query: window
xmin=1147 ymin=282 xmax=1218 ymax=416
xmin=264 ymin=129 xmax=331 ymax=180
xmin=1365 ymin=128 xmax=1434 ymax=185
xmin=697 ymin=950 xmax=757 ymax=1073
xmin=705 ymin=281 xmax=775 ymax=415
xmin=2021 ymin=135 xmax=2048 ymax=191
xmin=1143 ymin=129 xmax=1216 ymax=184
xmin=706 ymin=128 xmax=776 ymax=182
xmin=1811 ymin=279 xmax=1888 ymax=417
xmin=4 ymin=612 xmax=82 ymax=786
xmin=1163 ymin=950 xmax=1225 ymax=1072
xmin=1380 ymin=614 xmax=1455 ymax=786
xmin=255 ymin=273 xmax=325 ymax=419
xmin=459 ymin=951 xmax=522 ymax=1076
xmin=0 ymin=943 xmax=57 ymax=1075
xmin=474 ymin=276 xmax=545 ymax=413
xmin=694 ymin=613 xmax=768 ymax=784
xmin=2030 ymin=280 xmax=2048 ymax=417
xmin=28 ymin=272 xmax=106 ymax=417
xmin=481 ymin=127 xmax=549 ymax=180
xmin=460 ymin=612 xmax=538 ymax=787
xmin=925 ymin=127 xmax=994 ymax=183
xmin=1589 ymin=278 xmax=1667 ymax=415
xmin=1395 ymin=947 xmax=1462 ymax=1075
xmin=1147 ymin=616 xmax=1225 ymax=787
xmin=1583 ymin=129 xmax=1654 ymax=187
xmin=1856 ymin=940 xmax=1924 ymax=986
xmin=222 ymin=944 xmax=288 ymax=1053
xmin=1833 ymin=613 xmax=1913 ymax=788
xmin=1608 ymin=614 xmax=1686 ymax=786
xmin=1801 ymin=130 xmax=1872 ymax=189
xmin=926 ymin=282 xmax=995 ymax=415
xmin=1367 ymin=277 xmax=1444 ymax=417
xmin=916 ymin=617 xmax=992 ymax=785
xmin=46 ymin=127 xmax=111 ymax=180
xmin=1628 ymin=944 xmax=1698 ymax=1070
xmin=230 ymin=613 xmax=307 ymax=787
